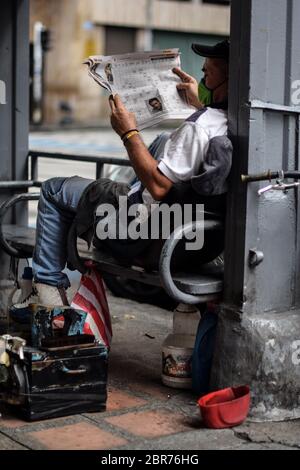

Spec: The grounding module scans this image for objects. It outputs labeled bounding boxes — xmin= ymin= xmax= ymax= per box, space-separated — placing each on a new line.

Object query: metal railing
xmin=28 ymin=150 xmax=132 ymax=181
xmin=0 ymin=150 xmax=133 ymax=256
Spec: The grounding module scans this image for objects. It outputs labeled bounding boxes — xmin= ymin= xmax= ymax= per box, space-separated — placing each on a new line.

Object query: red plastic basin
xmin=197 ymin=385 xmax=250 ymax=429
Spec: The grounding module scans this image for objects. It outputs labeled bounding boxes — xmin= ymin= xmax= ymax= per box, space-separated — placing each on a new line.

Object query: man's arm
xmin=109 ymin=95 xmax=173 ymax=200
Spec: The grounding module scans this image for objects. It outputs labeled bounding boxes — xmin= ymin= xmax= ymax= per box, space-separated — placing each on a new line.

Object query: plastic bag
xmin=192 ymin=309 xmax=218 ymax=396
xmin=71 ymin=263 xmax=112 ymax=348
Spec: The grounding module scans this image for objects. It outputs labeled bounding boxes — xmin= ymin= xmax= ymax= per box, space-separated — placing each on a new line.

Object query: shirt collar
xmin=208 ymin=100 xmax=228 ymax=110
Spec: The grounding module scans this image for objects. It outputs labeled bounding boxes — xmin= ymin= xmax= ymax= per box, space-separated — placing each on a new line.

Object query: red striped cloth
xmin=71 ymin=263 xmax=112 ymax=348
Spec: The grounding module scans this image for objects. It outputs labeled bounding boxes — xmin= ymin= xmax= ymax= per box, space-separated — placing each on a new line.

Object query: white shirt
xmin=128 ymin=106 xmax=228 ymax=207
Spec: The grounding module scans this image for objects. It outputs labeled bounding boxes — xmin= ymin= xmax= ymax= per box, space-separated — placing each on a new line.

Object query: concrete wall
xmin=30 ymin=0 xmax=106 ymax=125
xmin=89 ymin=0 xmax=230 ymax=34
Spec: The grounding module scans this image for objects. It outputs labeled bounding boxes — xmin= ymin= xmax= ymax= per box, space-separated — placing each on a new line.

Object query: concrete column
xmin=210 ymin=0 xmax=300 ymax=421
xmin=0 ymin=0 xmax=29 ymax=320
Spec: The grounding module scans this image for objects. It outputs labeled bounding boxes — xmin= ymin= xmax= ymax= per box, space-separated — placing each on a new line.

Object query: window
xmin=153 ymin=30 xmax=226 ymax=79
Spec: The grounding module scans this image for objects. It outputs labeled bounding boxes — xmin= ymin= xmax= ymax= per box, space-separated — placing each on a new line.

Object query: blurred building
xmin=30 ymin=0 xmax=230 ymax=126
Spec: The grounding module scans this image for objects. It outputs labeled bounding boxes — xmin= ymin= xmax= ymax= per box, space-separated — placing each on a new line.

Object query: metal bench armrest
xmin=159 ymin=219 xmax=223 ymax=304
xmin=0 ymin=193 xmax=40 ymax=258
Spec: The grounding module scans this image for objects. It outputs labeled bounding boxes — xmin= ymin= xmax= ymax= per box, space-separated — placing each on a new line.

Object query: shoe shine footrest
xmin=8 ymin=305 xmax=88 ymax=348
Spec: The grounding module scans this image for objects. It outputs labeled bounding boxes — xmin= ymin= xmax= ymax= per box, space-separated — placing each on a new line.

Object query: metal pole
xmin=32 ymin=22 xmax=44 ymax=124
xmin=144 ymin=0 xmax=154 ymax=51
xmin=0 ymin=0 xmax=29 ymax=322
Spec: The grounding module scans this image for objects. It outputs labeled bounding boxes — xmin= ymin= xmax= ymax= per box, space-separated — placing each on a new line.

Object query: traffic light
xmin=40 ymin=29 xmax=52 ymax=52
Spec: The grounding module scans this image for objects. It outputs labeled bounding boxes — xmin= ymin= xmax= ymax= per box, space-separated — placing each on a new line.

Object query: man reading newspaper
xmin=14 ymin=40 xmax=230 ymax=307
xmin=84 ymin=48 xmax=196 ymax=130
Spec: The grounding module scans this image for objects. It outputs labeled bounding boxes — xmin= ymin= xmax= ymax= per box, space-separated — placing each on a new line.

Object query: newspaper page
xmin=84 ymin=49 xmax=195 ymax=130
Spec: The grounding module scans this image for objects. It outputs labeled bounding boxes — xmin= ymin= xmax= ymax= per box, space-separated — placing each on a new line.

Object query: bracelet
xmin=123 ymin=130 xmax=139 ymax=145
xmin=121 ymin=129 xmax=139 ymax=141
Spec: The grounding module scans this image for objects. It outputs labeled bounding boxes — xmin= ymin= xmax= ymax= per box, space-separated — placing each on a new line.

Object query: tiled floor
xmin=1 ymin=293 xmax=299 ymax=450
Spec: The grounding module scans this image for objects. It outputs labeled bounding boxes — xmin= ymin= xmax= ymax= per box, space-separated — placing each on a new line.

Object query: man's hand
xmin=109 ymin=94 xmax=137 ymax=137
xmin=172 ymin=67 xmax=203 ymax=109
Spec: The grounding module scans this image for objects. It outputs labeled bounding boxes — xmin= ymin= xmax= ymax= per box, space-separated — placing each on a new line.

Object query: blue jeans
xmin=32 ymin=176 xmax=93 ymax=288
xmin=32 ymin=132 xmax=171 ymax=288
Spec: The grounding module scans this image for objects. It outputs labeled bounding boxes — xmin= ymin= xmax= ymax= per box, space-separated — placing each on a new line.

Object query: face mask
xmin=198 ymin=78 xmax=213 ymax=106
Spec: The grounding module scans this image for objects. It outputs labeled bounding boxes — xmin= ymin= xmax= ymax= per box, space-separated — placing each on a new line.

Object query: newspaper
xmin=84 ymin=49 xmax=195 ymax=130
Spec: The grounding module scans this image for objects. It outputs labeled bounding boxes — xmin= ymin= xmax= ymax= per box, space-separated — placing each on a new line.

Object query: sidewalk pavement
xmin=3 ymin=125 xmax=300 ymax=449
xmin=29 ymin=127 xmax=167 ymax=159
xmin=1 ymin=292 xmax=300 ymax=450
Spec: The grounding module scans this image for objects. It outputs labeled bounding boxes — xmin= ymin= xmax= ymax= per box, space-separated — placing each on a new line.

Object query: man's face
xmin=150 ymin=99 xmax=162 ymax=111
xmin=202 ymin=58 xmax=228 ymax=90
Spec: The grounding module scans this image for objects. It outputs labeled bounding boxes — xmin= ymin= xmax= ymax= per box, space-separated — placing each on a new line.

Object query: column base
xmin=210 ymin=306 xmax=300 ymax=421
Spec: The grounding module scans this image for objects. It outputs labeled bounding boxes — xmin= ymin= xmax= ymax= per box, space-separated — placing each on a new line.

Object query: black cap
xmin=191 ymin=39 xmax=229 ymax=62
